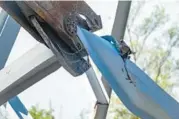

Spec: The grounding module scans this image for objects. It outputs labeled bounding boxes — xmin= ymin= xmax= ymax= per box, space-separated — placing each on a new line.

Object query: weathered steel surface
xmin=0 ymin=1 xmax=102 ymax=49
xmin=24 ymin=1 xmax=102 ymax=34
xmin=24 ymin=1 xmax=102 ymax=50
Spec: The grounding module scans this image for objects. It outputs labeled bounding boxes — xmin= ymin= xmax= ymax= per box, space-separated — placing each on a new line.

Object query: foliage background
xmin=107 ymin=1 xmax=179 ymax=119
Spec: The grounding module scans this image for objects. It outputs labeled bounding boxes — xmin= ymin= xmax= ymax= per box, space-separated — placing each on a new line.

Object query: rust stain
xmin=36 ymin=9 xmax=46 ymax=20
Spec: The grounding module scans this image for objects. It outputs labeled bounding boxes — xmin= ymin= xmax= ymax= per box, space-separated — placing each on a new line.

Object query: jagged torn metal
xmin=77 ymin=27 xmax=179 ymax=119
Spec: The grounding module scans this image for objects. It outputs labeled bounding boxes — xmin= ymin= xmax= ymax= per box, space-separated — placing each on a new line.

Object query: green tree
xmin=29 ymin=105 xmax=54 ymax=119
xmin=108 ymin=1 xmax=179 ymax=119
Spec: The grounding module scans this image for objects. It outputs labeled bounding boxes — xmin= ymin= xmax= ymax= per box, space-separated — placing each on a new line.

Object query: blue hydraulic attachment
xmin=77 ymin=27 xmax=179 ymax=119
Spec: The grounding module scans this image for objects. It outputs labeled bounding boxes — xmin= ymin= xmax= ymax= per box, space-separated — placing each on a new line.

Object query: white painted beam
xmin=86 ymin=67 xmax=109 ymax=104
xmin=0 ymin=42 xmax=110 ymax=108
xmin=0 ymin=44 xmax=61 ymax=105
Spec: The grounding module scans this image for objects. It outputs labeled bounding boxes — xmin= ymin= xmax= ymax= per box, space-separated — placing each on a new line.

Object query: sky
xmin=2 ymin=1 xmax=179 ymax=119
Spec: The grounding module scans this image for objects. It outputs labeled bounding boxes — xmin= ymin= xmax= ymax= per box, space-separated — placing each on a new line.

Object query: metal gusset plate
xmin=24 ymin=1 xmax=102 ymax=33
xmin=30 ymin=16 xmax=91 ymax=76
xmin=0 ymin=1 xmax=102 ymax=51
xmin=24 ymin=1 xmax=102 ymax=47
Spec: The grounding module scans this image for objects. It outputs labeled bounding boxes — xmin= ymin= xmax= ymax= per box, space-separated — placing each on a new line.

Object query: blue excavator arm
xmin=77 ymin=27 xmax=179 ymax=119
